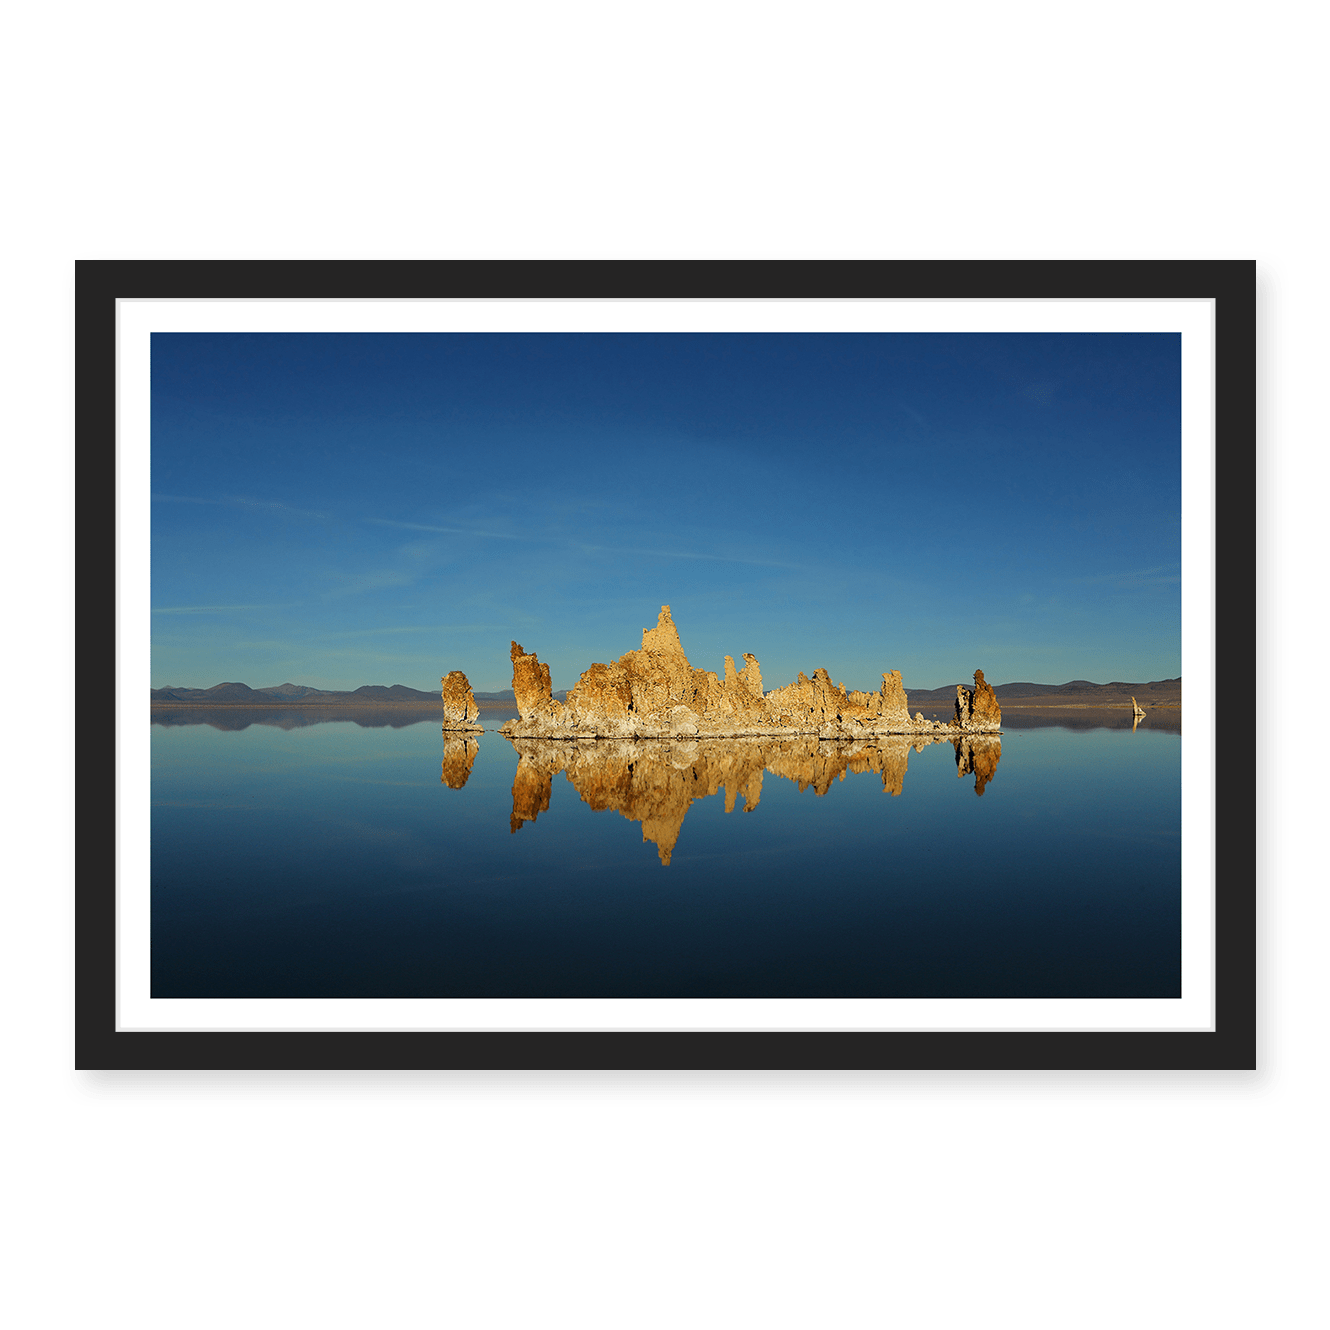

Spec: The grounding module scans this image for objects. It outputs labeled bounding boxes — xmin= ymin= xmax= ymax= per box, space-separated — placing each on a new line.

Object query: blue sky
xmin=151 ymin=332 xmax=1181 ymax=693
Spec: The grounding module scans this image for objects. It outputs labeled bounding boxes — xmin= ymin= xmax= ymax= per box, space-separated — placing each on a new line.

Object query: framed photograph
xmin=78 ymin=260 xmax=1254 ymax=1069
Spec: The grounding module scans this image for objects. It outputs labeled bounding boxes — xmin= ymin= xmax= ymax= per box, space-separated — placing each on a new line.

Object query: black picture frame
xmin=77 ymin=259 xmax=1255 ymax=1070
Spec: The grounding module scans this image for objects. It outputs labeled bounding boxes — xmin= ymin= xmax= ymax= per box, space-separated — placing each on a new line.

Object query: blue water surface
xmin=150 ymin=717 xmax=1180 ymax=997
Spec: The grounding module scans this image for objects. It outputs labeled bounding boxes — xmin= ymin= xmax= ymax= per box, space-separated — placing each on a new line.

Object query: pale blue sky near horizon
xmin=150 ymin=332 xmax=1181 ymax=694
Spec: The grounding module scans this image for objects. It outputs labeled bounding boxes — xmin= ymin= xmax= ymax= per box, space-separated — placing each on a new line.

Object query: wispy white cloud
xmin=323 ymin=570 xmax=417 ymax=599
xmin=574 ymin=542 xmax=803 ymax=571
xmin=232 ymin=641 xmax=449 ymax=665
xmin=368 ymin=518 xmax=521 ymax=540
xmin=152 ymin=493 xmax=331 ymax=520
xmin=153 ymin=604 xmax=287 ymax=615
xmin=226 ymin=495 xmax=332 ymax=520
xmin=331 ymin=624 xmax=500 ymax=638
xmin=369 ymin=516 xmax=800 ymax=570
xmin=1070 ymin=565 xmax=1181 ymax=587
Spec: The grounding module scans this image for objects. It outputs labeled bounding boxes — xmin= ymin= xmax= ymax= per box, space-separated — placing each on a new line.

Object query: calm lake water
xmin=151 ymin=710 xmax=1181 ymax=998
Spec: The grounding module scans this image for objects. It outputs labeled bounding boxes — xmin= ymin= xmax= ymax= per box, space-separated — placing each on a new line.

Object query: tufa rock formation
xmin=509 ymin=642 xmax=565 ymax=725
xmin=953 ymin=669 xmax=1002 ymax=731
xmin=441 ymin=671 xmax=484 ymax=731
xmin=501 ymin=606 xmax=1000 ymax=741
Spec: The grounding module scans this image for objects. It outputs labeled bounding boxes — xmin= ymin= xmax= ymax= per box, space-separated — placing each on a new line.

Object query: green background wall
xmin=18 ymin=5 xmax=1308 ymax=1324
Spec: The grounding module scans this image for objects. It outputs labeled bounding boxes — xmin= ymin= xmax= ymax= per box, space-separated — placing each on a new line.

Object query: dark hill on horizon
xmin=149 ymin=682 xmax=549 ymax=706
xmin=152 ymin=678 xmax=1177 ymax=707
xmin=902 ymin=677 xmax=1180 ymax=701
xmin=151 ymin=681 xmax=451 ymax=705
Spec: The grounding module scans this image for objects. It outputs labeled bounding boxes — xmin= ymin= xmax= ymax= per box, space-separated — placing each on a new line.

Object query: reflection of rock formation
xmin=507 ymin=733 xmax=944 ymax=865
xmin=953 ymin=735 xmax=1001 ymax=796
xmin=440 ymin=735 xmax=479 ymax=788
xmin=509 ymin=747 xmax=555 ymax=834
xmin=441 ymin=671 xmax=484 ymax=730
xmin=954 ymin=669 xmax=1002 ymax=731
xmin=502 ymin=606 xmax=998 ymax=740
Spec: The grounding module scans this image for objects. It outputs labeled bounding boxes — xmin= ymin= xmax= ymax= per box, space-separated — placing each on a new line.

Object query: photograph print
xmin=144 ymin=316 xmax=1189 ymax=1010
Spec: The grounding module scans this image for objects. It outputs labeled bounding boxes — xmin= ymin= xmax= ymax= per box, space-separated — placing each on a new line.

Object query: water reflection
xmin=440 ymin=735 xmax=480 ymax=788
xmin=151 ymin=706 xmax=447 ymax=731
xmin=501 ymin=733 xmax=997 ymax=865
xmin=954 ymin=735 xmax=1001 ymax=796
xmin=912 ymin=707 xmax=1181 ymax=734
xmin=151 ymin=705 xmax=1178 ymax=736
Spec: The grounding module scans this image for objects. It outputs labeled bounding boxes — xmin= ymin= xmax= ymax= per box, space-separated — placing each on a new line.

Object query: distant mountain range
xmin=150 ymin=681 xmax=498 ymax=704
xmin=149 ymin=686 xmax=566 ymax=707
xmin=903 ymin=677 xmax=1181 ymax=703
xmin=151 ymin=678 xmax=1177 ymax=706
